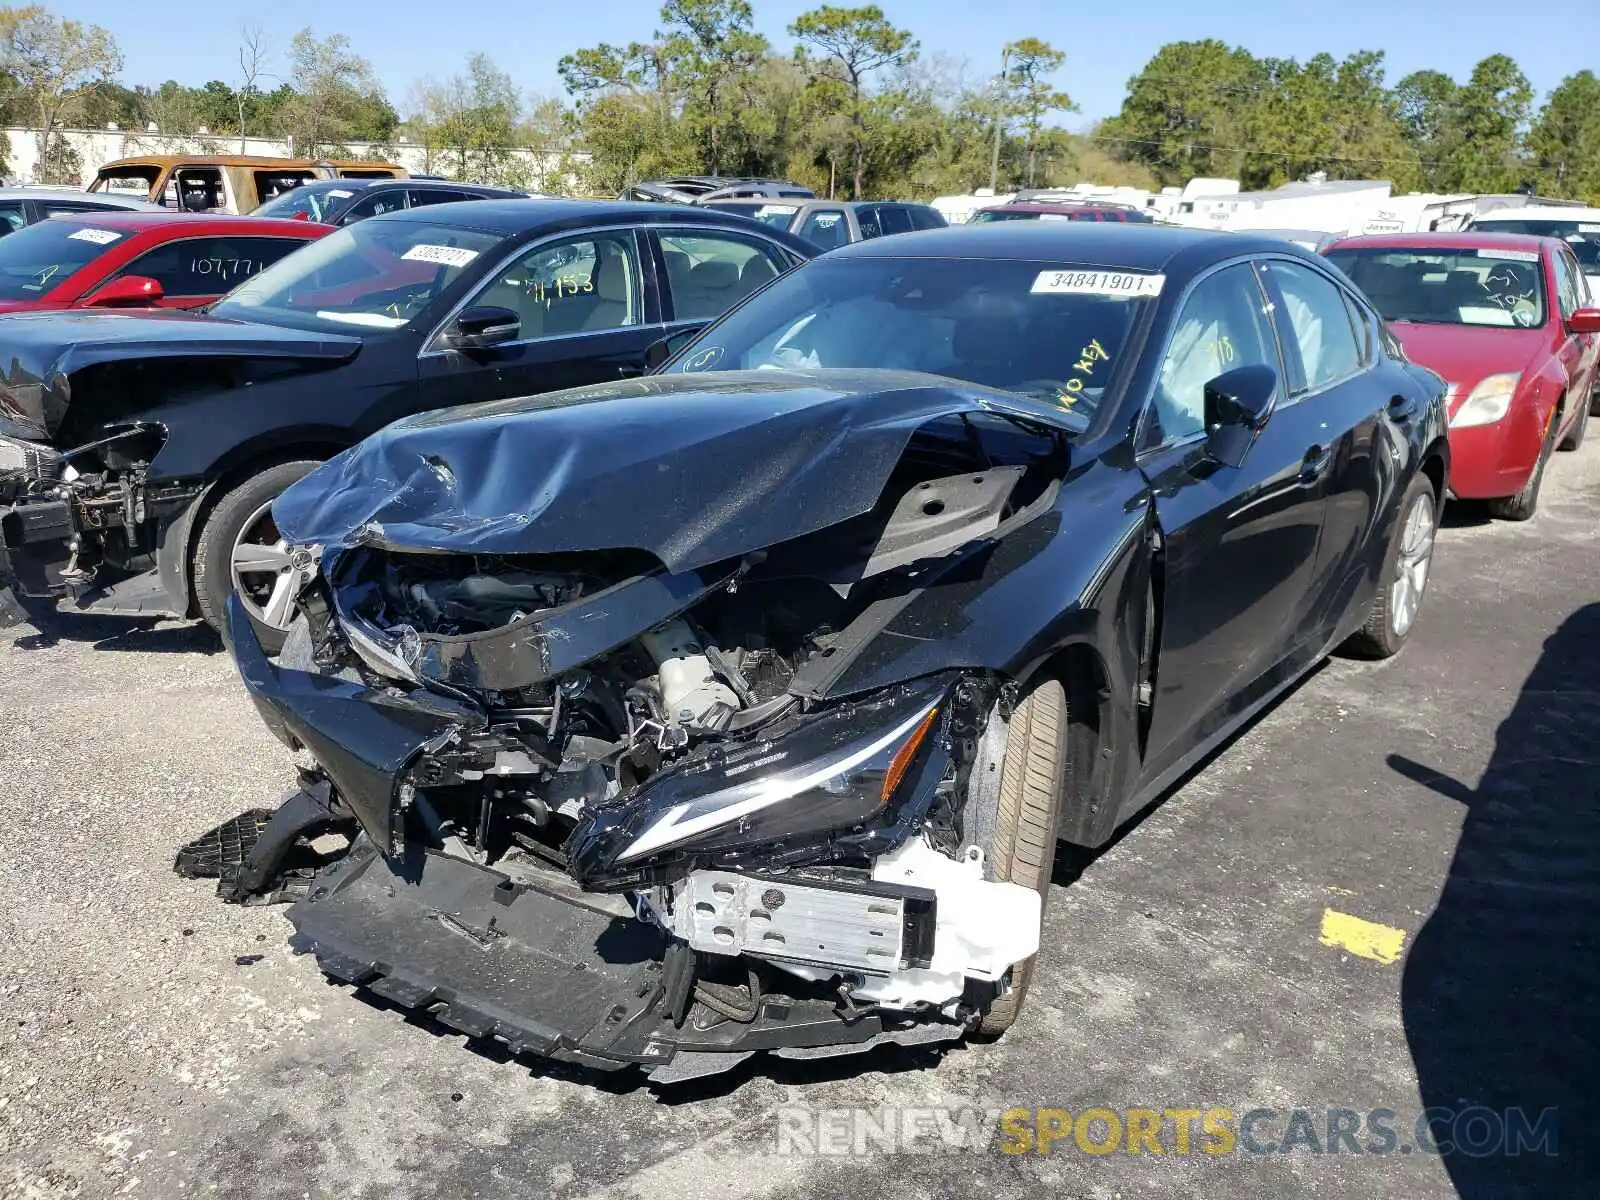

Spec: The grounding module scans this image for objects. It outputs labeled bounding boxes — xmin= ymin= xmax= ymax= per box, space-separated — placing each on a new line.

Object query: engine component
xmin=639 ymin=618 xmax=741 ymax=731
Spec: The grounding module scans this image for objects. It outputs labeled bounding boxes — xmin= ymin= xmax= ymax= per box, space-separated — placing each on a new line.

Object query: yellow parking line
xmin=1318 ymin=908 xmax=1407 ymax=965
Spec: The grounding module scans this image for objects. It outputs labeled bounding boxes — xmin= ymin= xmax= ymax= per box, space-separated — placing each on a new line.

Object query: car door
xmin=1256 ymin=257 xmax=1388 ymax=644
xmin=1551 ymin=247 xmax=1598 ymax=404
xmin=1135 ymin=259 xmax=1333 ymax=781
xmin=418 ymin=228 xmax=662 ymax=404
xmin=652 ymin=227 xmax=800 ymax=337
xmin=85 ymin=234 xmax=313 ymax=309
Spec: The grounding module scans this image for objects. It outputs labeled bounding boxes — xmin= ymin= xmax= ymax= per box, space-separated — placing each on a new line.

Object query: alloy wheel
xmin=229 ymin=499 xmax=313 ymax=633
xmin=1389 ymin=494 xmax=1435 ymax=638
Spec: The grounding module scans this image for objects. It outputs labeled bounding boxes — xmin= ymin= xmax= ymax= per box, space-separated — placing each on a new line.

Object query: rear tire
xmin=1341 ymin=474 xmax=1437 ymax=660
xmin=192 ymin=460 xmax=321 ymax=654
xmin=971 ymin=677 xmax=1068 ymax=1039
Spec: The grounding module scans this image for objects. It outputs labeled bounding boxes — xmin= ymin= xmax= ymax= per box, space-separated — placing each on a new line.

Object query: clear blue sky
xmin=47 ymin=0 xmax=1595 ymax=126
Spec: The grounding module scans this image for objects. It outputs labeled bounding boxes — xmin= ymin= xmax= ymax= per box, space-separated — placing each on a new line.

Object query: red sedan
xmin=0 ymin=211 xmax=327 ymax=313
xmin=1326 ymin=232 xmax=1600 ymax=519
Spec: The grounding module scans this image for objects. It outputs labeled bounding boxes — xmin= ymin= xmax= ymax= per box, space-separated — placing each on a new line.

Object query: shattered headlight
xmin=566 ymin=674 xmax=957 ymax=889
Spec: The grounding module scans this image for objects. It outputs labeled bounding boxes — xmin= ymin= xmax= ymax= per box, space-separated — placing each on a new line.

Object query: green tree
xmin=559 ymin=36 xmax=692 ymax=191
xmin=0 ymin=5 xmax=122 ymax=180
xmin=1445 ymin=54 xmax=1532 ymax=192
xmin=281 ymin=29 xmax=396 ymax=155
xmin=1002 ymin=38 xmax=1074 ymax=187
xmin=1099 ymin=40 xmax=1264 ymax=185
xmin=1527 ymin=70 xmax=1600 ymax=202
xmin=789 ymin=4 xmax=918 ymax=199
xmin=659 ymin=0 xmax=768 ymax=173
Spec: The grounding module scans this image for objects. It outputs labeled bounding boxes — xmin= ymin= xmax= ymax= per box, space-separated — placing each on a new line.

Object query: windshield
xmin=1471 ymin=218 xmax=1600 ymax=271
xmin=668 ymin=256 xmax=1153 ymax=429
xmin=1326 ymin=247 xmax=1547 ymax=328
xmin=253 ymin=181 xmax=357 ymax=222
xmin=212 ymin=218 xmax=503 ymax=333
xmin=969 ymin=210 xmax=1043 ymax=223
xmin=702 ymin=201 xmax=798 ymax=229
xmin=0 ymin=220 xmax=129 ymax=299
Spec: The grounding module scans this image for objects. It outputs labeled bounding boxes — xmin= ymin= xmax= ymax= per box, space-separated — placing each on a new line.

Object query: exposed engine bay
xmin=201 ymin=383 xmax=1080 ymax=1079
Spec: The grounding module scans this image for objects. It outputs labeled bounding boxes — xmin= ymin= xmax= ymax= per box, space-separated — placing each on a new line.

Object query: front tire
xmin=192 ymin=461 xmax=321 ymax=654
xmin=970 ymin=678 xmax=1068 ymax=1038
xmin=1341 ymin=474 xmax=1437 ymax=660
xmin=1558 ymin=393 xmax=1588 ymax=451
xmin=1488 ymin=407 xmax=1558 ymax=521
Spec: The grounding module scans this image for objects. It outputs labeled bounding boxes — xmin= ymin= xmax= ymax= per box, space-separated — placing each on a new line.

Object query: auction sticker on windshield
xmin=401 ymin=244 xmax=480 ymax=268
xmin=1032 ymin=269 xmax=1164 ymax=299
xmin=1478 ymin=248 xmax=1538 ymax=262
xmin=68 ymin=228 xmax=121 ymax=245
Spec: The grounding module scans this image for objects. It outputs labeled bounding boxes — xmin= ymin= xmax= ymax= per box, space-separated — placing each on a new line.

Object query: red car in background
xmin=1326 ymin=232 xmax=1600 ymax=520
xmin=0 ymin=212 xmax=328 ymax=313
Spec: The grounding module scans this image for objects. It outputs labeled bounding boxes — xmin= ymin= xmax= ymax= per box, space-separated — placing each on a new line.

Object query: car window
xmin=109 ymin=235 xmax=308 ymax=298
xmin=1341 ymin=290 xmax=1374 ymax=366
xmin=254 ymin=171 xmax=317 ymax=203
xmin=467 ymin=232 xmax=641 ymax=339
xmin=167 ymin=168 xmax=225 ymax=212
xmin=1552 ymin=250 xmax=1581 ymax=319
xmin=338 ymin=189 xmax=408 ymax=225
xmin=0 ymin=220 xmax=131 ymax=298
xmin=0 ymin=201 xmax=26 ymax=236
xmin=408 ymin=189 xmax=472 ymax=208
xmin=908 ymin=206 xmax=946 ymax=230
xmin=216 ymin=218 xmax=502 ymax=332
xmin=91 ymin=167 xmax=161 ymax=198
xmin=1326 ymin=247 xmax=1546 ymax=329
xmin=39 ymin=199 xmax=119 ymax=218
xmin=253 ymin=182 xmax=353 ymax=222
xmin=1261 ymin=260 xmax=1363 ymax=393
xmin=878 ymin=206 xmax=913 ymax=235
xmin=798 ymin=209 xmax=849 ymax=251
xmin=659 ymin=231 xmax=784 ymax=321
xmin=671 ymin=256 xmax=1152 ymax=431
xmin=857 ymin=207 xmax=883 ymax=239
xmin=1150 ymin=264 xmax=1280 ymax=445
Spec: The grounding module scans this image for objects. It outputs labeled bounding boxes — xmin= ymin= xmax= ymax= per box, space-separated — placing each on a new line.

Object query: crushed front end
xmin=210 ymin=381 xmax=1070 ymax=1079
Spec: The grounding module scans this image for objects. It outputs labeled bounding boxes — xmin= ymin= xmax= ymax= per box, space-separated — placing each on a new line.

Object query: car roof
xmin=829 ymin=222 xmax=1300 ymax=272
xmin=980 ymin=201 xmax=1128 ymax=215
xmin=1327 ymin=231 xmax=1557 ymax=254
xmin=96 ymin=155 xmax=404 ymax=171
xmin=1471 ymin=205 xmax=1600 ymax=222
xmin=360 ymin=197 xmax=814 ymax=245
xmin=44 ymin=211 xmax=326 ymax=237
xmin=0 ymin=188 xmax=163 ymax=209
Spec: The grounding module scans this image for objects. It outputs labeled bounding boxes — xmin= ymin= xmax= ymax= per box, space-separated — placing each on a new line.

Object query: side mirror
xmin=1203 ymin=364 xmax=1278 ymax=469
xmin=86 ymin=275 xmax=164 ymax=307
xmin=644 ymin=324 xmax=708 ymax=372
xmin=440 ymin=305 xmax=519 ymax=351
xmin=1566 ymin=307 xmax=1600 ymax=335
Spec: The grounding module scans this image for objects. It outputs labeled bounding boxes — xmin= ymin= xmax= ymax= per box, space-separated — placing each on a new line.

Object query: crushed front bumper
xmin=289 ymin=840 xmax=961 ymax=1080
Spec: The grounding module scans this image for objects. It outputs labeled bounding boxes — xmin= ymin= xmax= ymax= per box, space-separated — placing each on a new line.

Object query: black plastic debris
xmin=174 ymin=810 xmax=276 ymax=880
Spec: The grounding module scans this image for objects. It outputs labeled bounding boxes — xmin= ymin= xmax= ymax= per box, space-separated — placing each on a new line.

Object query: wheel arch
xmin=158 ymin=432 xmax=352 ymax=618
xmin=1028 ymin=638 xmax=1122 ymax=849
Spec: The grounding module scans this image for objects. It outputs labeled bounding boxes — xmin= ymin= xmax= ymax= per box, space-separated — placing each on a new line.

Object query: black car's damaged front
xmin=219 ymin=362 xmax=1108 ymax=1077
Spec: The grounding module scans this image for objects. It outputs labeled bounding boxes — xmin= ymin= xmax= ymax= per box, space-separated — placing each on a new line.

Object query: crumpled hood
xmin=0 ymin=309 xmax=361 ymax=440
xmin=274 ymin=369 xmax=1066 ymax=573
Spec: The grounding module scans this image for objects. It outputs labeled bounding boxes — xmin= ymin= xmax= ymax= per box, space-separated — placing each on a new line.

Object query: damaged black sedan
xmin=204 ymin=224 xmax=1450 ymax=1081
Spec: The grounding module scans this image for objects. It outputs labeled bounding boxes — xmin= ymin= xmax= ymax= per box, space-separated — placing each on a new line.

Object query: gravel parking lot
xmin=3 ymin=441 xmax=1596 ymax=1200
